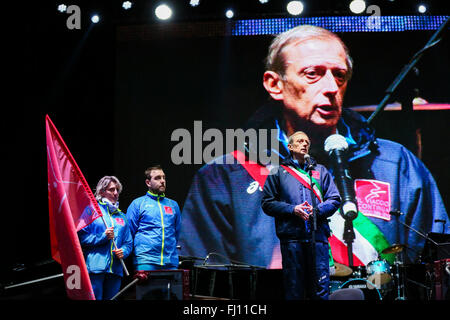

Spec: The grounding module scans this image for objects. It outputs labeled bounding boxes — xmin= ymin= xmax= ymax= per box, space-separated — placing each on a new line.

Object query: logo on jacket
xmin=115 ymin=218 xmax=125 ymax=226
xmin=164 ymin=206 xmax=173 ymax=214
xmin=355 ymin=179 xmax=391 ymax=221
xmin=311 ymin=170 xmax=320 ymax=180
xmin=247 ymin=181 xmax=262 ymax=194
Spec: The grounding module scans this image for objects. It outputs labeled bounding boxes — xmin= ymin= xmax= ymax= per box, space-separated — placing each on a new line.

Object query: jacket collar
xmin=282 ymin=156 xmax=305 ymax=170
xmin=98 ymin=200 xmax=121 ymax=215
xmin=146 ymin=191 xmax=165 ymax=200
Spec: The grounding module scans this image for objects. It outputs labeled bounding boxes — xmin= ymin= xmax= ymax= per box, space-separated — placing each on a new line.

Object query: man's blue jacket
xmin=126 ymin=191 xmax=181 ymax=270
xmin=261 ymin=157 xmax=341 ymax=243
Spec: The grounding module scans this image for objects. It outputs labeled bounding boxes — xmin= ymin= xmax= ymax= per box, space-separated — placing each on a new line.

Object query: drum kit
xmin=330 ymin=243 xmax=408 ymax=300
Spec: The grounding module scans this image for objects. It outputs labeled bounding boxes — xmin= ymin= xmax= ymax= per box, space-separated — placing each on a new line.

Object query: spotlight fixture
xmin=91 ymin=14 xmax=100 ymax=23
xmin=418 ymin=4 xmax=427 ymax=13
xmin=286 ymin=1 xmax=304 ymax=16
xmin=122 ymin=1 xmax=133 ymax=10
xmin=57 ymin=4 xmax=67 ymax=13
xmin=259 ymin=0 xmax=269 ymax=3
xmin=349 ymin=0 xmax=366 ymax=14
xmin=155 ymin=4 xmax=173 ymax=20
xmin=225 ymin=9 xmax=234 ymax=19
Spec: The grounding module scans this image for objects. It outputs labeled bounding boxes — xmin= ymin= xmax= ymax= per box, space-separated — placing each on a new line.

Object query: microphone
xmin=324 ymin=134 xmax=358 ymax=220
xmin=389 ymin=210 xmax=404 ymax=217
xmin=304 ymin=154 xmax=314 ymax=170
xmin=202 ymin=253 xmax=211 ymax=266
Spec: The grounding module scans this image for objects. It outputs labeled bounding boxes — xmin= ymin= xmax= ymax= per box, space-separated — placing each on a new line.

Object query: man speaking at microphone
xmin=261 ymin=131 xmax=341 ymax=300
xmin=179 ymin=25 xmax=449 ymax=273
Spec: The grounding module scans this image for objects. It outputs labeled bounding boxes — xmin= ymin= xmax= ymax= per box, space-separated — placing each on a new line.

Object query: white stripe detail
xmin=58 ymin=193 xmax=67 ymax=214
xmin=329 ymin=211 xmax=379 ymax=265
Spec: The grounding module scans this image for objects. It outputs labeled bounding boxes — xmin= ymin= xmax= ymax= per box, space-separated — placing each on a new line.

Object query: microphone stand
xmin=328 ymin=147 xmax=357 ymax=267
xmin=343 ymin=216 xmax=356 ymax=267
xmin=390 ymin=211 xmax=450 ymax=260
xmin=306 ymin=161 xmax=318 ymax=299
xmin=367 ymin=17 xmax=450 ymax=124
xmin=389 ymin=210 xmax=450 ymax=299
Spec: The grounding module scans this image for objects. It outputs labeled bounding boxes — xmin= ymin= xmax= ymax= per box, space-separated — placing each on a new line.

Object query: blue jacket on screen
xmin=178 ymin=103 xmax=449 ymax=267
xmin=126 ymin=191 xmax=181 ymax=270
xmin=78 ymin=202 xmax=133 ymax=277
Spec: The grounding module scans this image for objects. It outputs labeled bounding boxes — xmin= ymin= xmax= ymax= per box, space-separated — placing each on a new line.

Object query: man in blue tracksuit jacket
xmin=127 ymin=165 xmax=181 ymax=273
xmin=178 ymin=26 xmax=449 ymax=278
xmin=261 ymin=131 xmax=341 ymax=299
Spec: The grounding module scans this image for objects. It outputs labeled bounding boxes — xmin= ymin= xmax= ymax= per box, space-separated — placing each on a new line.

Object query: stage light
xmin=259 ymin=0 xmax=269 ymax=3
xmin=286 ymin=1 xmax=304 ymax=16
xmin=155 ymin=4 xmax=173 ymax=20
xmin=91 ymin=14 xmax=100 ymax=23
xmin=122 ymin=1 xmax=133 ymax=10
xmin=57 ymin=4 xmax=67 ymax=13
xmin=189 ymin=0 xmax=200 ymax=7
xmin=232 ymin=16 xmax=448 ymax=36
xmin=225 ymin=9 xmax=234 ymax=19
xmin=349 ymin=0 xmax=366 ymax=14
xmin=418 ymin=4 xmax=427 ymax=13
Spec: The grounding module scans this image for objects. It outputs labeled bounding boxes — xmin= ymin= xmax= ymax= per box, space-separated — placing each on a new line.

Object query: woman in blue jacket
xmin=78 ymin=176 xmax=133 ymax=300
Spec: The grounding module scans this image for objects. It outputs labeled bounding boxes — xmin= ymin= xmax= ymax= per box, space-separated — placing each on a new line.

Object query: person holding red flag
xmin=78 ymin=176 xmax=133 ymax=300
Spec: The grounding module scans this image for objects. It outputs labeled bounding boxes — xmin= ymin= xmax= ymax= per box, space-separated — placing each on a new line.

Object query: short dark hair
xmin=145 ymin=165 xmax=163 ymax=180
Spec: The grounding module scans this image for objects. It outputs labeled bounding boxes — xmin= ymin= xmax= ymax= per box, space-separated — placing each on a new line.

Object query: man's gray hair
xmin=265 ymin=25 xmax=353 ymax=79
xmin=288 ymin=131 xmax=310 ymax=145
xmin=94 ymin=176 xmax=123 ymax=201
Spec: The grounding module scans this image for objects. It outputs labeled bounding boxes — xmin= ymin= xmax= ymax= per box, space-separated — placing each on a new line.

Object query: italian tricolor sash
xmin=281 ymin=165 xmax=323 ymax=203
xmin=329 ymin=210 xmax=394 ymax=266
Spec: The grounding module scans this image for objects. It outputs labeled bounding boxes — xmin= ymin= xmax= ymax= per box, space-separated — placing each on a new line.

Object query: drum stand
xmin=393 ymin=251 xmax=407 ymax=300
xmin=382 ymin=243 xmax=407 ymax=300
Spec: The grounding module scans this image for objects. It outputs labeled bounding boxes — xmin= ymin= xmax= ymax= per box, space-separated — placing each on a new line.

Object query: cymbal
xmin=333 ymin=263 xmax=353 ymax=277
xmin=382 ymin=244 xmax=405 ymax=254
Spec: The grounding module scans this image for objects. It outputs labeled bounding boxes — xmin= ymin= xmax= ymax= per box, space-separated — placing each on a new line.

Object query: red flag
xmin=46 ymin=115 xmax=102 ymax=300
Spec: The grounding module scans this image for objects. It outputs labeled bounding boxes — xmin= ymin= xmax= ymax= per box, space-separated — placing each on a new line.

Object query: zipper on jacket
xmin=109 ymin=240 xmax=114 ymax=273
xmin=157 ymin=197 xmax=165 ymax=266
xmin=105 ymin=207 xmax=115 ymax=273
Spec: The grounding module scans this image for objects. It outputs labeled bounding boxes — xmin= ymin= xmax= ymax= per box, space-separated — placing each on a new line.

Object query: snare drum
xmin=366 ymin=260 xmax=392 ymax=289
